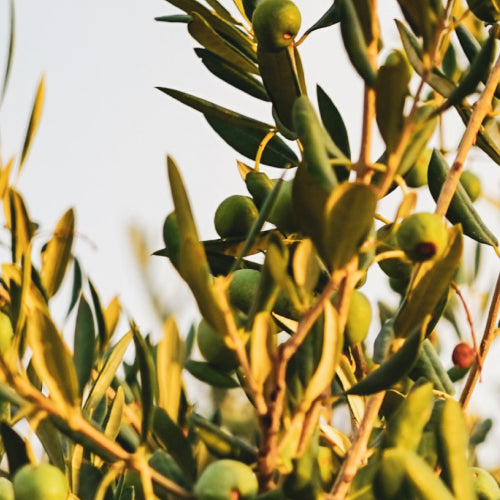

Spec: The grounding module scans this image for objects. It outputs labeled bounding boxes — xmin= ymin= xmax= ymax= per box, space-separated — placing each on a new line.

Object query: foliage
xmin=1 ymin=0 xmax=500 ymax=499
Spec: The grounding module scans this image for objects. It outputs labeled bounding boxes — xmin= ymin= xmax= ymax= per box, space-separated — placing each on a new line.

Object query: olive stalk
xmin=460 ymin=270 xmax=500 ymax=409
xmin=328 ymin=391 xmax=386 ymax=500
xmin=435 ymin=54 xmax=500 ymax=221
xmin=377 ymin=0 xmax=453 ymax=197
xmin=356 ymin=0 xmax=378 ymax=182
xmin=0 ymin=366 xmax=195 ymax=498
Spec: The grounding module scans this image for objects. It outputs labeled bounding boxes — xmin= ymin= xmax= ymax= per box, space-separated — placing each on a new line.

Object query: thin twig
xmin=460 ymin=271 xmax=500 ymax=410
xmin=436 ymin=54 xmax=500 ymax=217
xmin=328 ymin=391 xmax=385 ymax=499
xmin=450 ymin=281 xmax=482 ymax=375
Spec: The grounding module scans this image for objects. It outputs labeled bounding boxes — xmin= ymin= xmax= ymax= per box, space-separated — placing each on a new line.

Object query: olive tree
xmin=0 ymin=0 xmax=500 ymax=499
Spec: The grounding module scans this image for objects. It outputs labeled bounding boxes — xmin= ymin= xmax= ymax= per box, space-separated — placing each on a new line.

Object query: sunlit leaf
xmin=188 ymin=13 xmax=257 ymax=74
xmin=83 ymin=331 xmax=133 ymax=418
xmin=323 ymin=183 xmax=377 ymax=270
xmin=19 ymin=75 xmax=45 ymax=170
xmin=103 ymin=296 xmax=121 ymax=340
xmin=301 ymin=301 xmax=341 ymax=409
xmin=157 ymin=317 xmax=185 ymax=423
xmin=40 ymin=208 xmax=75 ymax=298
xmin=27 ymin=307 xmax=80 ymax=409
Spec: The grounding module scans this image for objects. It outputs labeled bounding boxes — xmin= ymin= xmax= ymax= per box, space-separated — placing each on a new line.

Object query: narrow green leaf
xmin=73 ymin=296 xmax=96 ymax=395
xmin=157 ymin=86 xmax=272 ymax=130
xmin=396 ymin=20 xmax=455 ymax=97
xmin=155 ymin=14 xmax=192 ymax=23
xmin=304 ymin=1 xmax=340 ymax=36
xmin=188 ymin=12 xmax=258 ymax=75
xmin=347 ymin=328 xmax=423 ymax=395
xmin=131 ymin=323 xmax=158 ymax=441
xmin=40 ymin=208 xmax=75 ymax=298
xmin=323 ymin=183 xmax=377 ymax=270
xmin=317 ymin=85 xmax=351 ymax=159
xmin=257 ymin=45 xmax=302 ymax=133
xmin=152 ymin=406 xmax=197 ymax=482
xmin=195 ymin=48 xmax=269 ymax=101
xmin=34 ymin=418 xmax=66 ymax=472
xmin=0 ymin=0 xmax=15 ymax=108
xmin=301 ymin=301 xmax=342 ymax=409
xmin=167 ymin=157 xmax=226 ymax=333
xmin=1 ymin=422 xmax=28 ymax=475
xmin=83 ymin=331 xmax=133 ymax=418
xmin=427 ymin=149 xmax=498 ymax=246
xmin=19 ymin=75 xmax=45 ymax=170
xmin=164 ymin=0 xmax=256 ymax=61
xmin=28 ymin=308 xmax=80 ymax=408
xmin=67 ymin=257 xmax=83 ymax=318
xmin=207 ymin=116 xmax=298 ymax=168
xmin=184 ymin=359 xmax=239 ymax=388
xmin=250 ymin=312 xmax=274 ymax=392
xmin=103 ymin=385 xmax=125 ymax=442
xmin=88 ymin=279 xmax=108 ymax=352
xmin=375 ymin=50 xmax=412 ymax=153
xmin=8 ymin=188 xmax=35 ymax=264
xmin=189 ymin=412 xmax=258 ymax=463
xmin=157 ymin=317 xmax=185 ymax=423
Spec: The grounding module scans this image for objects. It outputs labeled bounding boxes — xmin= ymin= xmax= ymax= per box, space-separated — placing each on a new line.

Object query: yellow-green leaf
xmin=323 ymin=182 xmax=377 ymax=270
xmin=188 ymin=12 xmax=257 ymax=75
xmin=41 ymin=208 xmax=75 ymax=298
xmin=157 ymin=317 xmax=185 ymax=423
xmin=250 ymin=312 xmax=274 ymax=393
xmin=300 ymin=301 xmax=341 ymax=410
xmin=20 ymin=75 xmax=45 ymax=170
xmin=27 ymin=308 xmax=79 ymax=409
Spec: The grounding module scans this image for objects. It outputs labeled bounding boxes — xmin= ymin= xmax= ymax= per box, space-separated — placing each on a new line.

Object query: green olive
xmin=197 ymin=318 xmax=239 ymax=372
xmin=404 ymin=148 xmax=431 ymax=188
xmin=194 ymin=459 xmax=258 ymax=500
xmin=162 ymin=211 xmax=181 ymax=269
xmin=460 ymin=171 xmax=482 ymax=202
xmin=228 ymin=269 xmax=261 ymax=314
xmin=470 ymin=467 xmax=500 ymax=499
xmin=341 ymin=290 xmax=372 ymax=345
xmin=13 ymin=464 xmax=69 ymax=500
xmin=376 ymin=224 xmax=412 ymax=280
xmin=396 ymin=212 xmax=447 ymax=262
xmin=252 ymin=0 xmax=301 ymax=51
xmin=214 ymin=195 xmax=259 ymax=239
xmin=0 ymin=478 xmax=13 ymax=500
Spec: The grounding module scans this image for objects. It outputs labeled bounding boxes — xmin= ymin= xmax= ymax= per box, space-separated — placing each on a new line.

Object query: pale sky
xmin=2 ymin=0 xmax=500 ymax=465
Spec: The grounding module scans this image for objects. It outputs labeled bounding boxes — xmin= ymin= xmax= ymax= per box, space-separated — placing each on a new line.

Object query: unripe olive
xmin=461 ymin=170 xmax=482 ymax=202
xmin=197 ymin=318 xmax=239 ymax=372
xmin=13 ymin=464 xmax=69 ymax=500
xmin=452 ymin=342 xmax=475 ymax=369
xmin=194 ymin=459 xmax=258 ymax=500
xmin=396 ymin=212 xmax=447 ymax=262
xmin=404 ymin=148 xmax=431 ymax=188
xmin=162 ymin=212 xmax=181 ymax=268
xmin=228 ymin=269 xmax=261 ymax=314
xmin=214 ymin=195 xmax=259 ymax=239
xmin=376 ymin=224 xmax=412 ymax=280
xmin=0 ymin=478 xmax=13 ymax=500
xmin=252 ymin=0 xmax=301 ymax=51
xmin=465 ymin=0 xmax=500 ymax=23
xmin=344 ymin=290 xmax=372 ymax=345
xmin=470 ymin=467 xmax=500 ymax=500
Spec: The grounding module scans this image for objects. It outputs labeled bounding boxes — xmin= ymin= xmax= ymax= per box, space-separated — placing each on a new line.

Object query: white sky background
xmin=2 ymin=0 xmax=500 ymax=466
